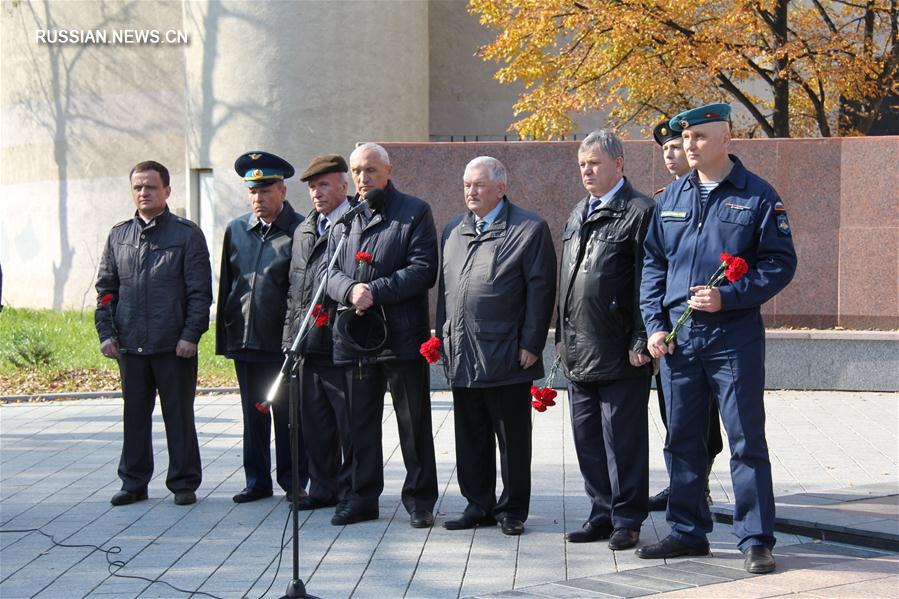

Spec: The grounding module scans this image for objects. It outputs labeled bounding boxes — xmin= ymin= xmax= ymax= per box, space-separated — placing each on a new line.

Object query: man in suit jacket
xmin=437 ymin=156 xmax=556 ymax=536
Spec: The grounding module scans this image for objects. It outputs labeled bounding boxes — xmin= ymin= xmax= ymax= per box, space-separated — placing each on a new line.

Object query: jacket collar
xmin=245 ymin=200 xmax=295 ymax=232
xmin=683 ymin=154 xmax=747 ymax=191
xmin=461 ymin=196 xmax=511 ymax=238
xmin=133 ymin=206 xmax=171 ymax=229
xmin=582 ymin=177 xmax=634 ymax=223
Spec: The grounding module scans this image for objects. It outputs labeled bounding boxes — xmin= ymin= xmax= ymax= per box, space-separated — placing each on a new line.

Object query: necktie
xmin=589 ymin=198 xmax=602 ymax=214
xmin=318 ymin=216 xmax=329 ymax=237
xmin=475 ymin=218 xmax=487 ymax=234
xmin=260 ymin=222 xmax=270 ymax=237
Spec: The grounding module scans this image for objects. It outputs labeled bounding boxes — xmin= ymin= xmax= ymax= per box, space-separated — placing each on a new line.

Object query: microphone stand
xmin=263 ymin=226 xmax=350 ymax=599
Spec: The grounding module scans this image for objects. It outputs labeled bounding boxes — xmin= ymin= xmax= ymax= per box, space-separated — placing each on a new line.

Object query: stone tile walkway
xmin=1 ymin=390 xmax=896 ymax=598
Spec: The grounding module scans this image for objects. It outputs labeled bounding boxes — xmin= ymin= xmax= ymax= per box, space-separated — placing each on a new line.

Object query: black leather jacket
xmin=282 ymin=208 xmax=340 ymax=358
xmin=216 ymin=201 xmax=303 ymax=355
xmin=95 ymin=207 xmax=212 ymax=354
xmin=326 ymin=181 xmax=438 ymax=364
xmin=557 ymin=178 xmax=654 ymax=382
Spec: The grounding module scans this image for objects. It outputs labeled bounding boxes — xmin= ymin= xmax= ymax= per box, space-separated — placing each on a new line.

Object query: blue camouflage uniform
xmin=640 ymin=153 xmax=797 ymax=551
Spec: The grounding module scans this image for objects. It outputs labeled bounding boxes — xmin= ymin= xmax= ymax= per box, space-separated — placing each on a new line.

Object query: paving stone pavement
xmin=0 ymin=390 xmax=895 ymax=598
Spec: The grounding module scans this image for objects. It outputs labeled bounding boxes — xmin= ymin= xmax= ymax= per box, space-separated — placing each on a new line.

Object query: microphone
xmin=335 ymin=188 xmax=386 ymax=226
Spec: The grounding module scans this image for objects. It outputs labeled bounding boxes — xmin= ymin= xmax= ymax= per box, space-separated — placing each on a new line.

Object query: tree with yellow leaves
xmin=469 ymin=0 xmax=897 ymax=138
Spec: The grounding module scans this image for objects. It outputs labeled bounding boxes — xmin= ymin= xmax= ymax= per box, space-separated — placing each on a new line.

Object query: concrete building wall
xmin=1 ymin=0 xmax=188 ymax=309
xmin=182 ymin=0 xmax=429 ymax=281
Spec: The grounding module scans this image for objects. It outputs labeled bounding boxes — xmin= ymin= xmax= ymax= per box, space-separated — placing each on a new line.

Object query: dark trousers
xmin=568 ymin=375 xmax=651 ymax=530
xmin=451 ymin=383 xmax=532 ymax=522
xmin=234 ymin=359 xmax=305 ymax=493
xmin=299 ymin=359 xmax=351 ymax=503
xmin=657 ymin=373 xmax=723 ymax=463
xmin=344 ymin=358 xmax=438 ymax=514
xmin=117 ymin=352 xmax=201 ymax=494
xmin=662 ymin=313 xmax=775 ymax=551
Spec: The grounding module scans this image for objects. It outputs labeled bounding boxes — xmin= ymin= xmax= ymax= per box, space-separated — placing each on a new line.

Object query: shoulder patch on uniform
xmin=775 ymin=212 xmax=791 ymax=235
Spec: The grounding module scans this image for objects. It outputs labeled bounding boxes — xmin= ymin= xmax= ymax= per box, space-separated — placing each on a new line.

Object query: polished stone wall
xmin=382 ymin=136 xmax=899 ymax=330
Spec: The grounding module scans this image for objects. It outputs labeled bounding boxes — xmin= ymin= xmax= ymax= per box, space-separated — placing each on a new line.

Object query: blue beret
xmin=653 ymin=119 xmax=682 ymax=145
xmin=669 ymin=103 xmax=731 ymax=131
xmin=234 ymin=151 xmax=295 ymax=188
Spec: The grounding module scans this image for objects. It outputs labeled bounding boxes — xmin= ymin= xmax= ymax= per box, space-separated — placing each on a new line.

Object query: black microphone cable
xmin=1 ymin=503 xmax=294 ymax=599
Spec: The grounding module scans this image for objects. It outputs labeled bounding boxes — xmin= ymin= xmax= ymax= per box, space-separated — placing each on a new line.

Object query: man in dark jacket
xmin=282 ymin=154 xmax=352 ymax=511
xmin=437 ymin=156 xmax=556 ymax=536
xmin=217 ymin=151 xmax=305 ymax=504
xmin=96 ymin=160 xmax=212 ymax=507
xmin=557 ymin=130 xmax=654 ymax=550
xmin=325 ymin=143 xmax=438 ymax=529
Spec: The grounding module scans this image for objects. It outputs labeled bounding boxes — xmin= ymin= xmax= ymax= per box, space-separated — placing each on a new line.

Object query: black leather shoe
xmin=443 ymin=513 xmax=497 ymax=530
xmin=500 ymin=517 xmax=525 ymax=536
xmin=330 ymin=506 xmax=378 ymax=526
xmin=232 ymin=487 xmax=273 ymax=503
xmin=410 ymin=510 xmax=434 ymax=528
xmin=293 ymin=496 xmax=338 ymax=511
xmin=744 ymin=546 xmax=776 ymax=574
xmin=110 ymin=489 xmax=148 ymax=506
xmin=173 ymin=491 xmax=196 ymax=506
xmin=565 ymin=522 xmax=614 ymax=543
xmin=608 ymin=528 xmax=640 ymax=550
xmin=648 ymin=487 xmax=670 ymax=511
xmin=635 ymin=534 xmax=709 ymax=559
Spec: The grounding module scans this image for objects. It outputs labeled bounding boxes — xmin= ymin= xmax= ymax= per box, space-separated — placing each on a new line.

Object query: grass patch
xmin=0 ymin=308 xmax=236 ymax=395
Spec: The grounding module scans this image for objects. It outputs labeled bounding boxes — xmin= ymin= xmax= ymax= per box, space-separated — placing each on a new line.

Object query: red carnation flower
xmin=665 ymin=252 xmax=751 ymax=344
xmin=311 ymin=304 xmax=329 ymax=327
xmin=531 ymin=400 xmax=547 ymax=412
xmin=355 ymin=251 xmax=373 ymax=265
xmin=724 ymin=256 xmax=749 ymax=282
xmin=540 ymin=388 xmax=558 ymax=406
xmin=100 ymin=293 xmax=115 ymax=306
xmin=419 ymin=337 xmax=442 ymax=364
xmin=254 ymin=402 xmax=270 ymax=414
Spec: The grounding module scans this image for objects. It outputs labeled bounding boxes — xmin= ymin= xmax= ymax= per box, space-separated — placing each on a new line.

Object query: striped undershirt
xmin=698 ymin=181 xmax=719 ymax=206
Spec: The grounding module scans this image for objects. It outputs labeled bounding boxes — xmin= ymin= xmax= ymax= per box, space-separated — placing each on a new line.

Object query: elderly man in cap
xmin=217 ymin=151 xmax=306 ymax=503
xmin=639 ymin=103 xmax=797 ymax=573
xmin=557 ymin=130 xmax=655 ymax=551
xmin=646 ymin=120 xmax=723 ymax=513
xmin=325 ymin=142 xmax=439 ymax=529
xmin=282 ymin=154 xmax=353 ymax=511
xmin=96 ymin=160 xmax=212 ymax=507
xmin=437 ymin=156 xmax=556 ymax=536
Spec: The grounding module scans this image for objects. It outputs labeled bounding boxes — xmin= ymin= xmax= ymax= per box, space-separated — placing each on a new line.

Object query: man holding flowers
xmin=639 ymin=103 xmax=797 ymax=574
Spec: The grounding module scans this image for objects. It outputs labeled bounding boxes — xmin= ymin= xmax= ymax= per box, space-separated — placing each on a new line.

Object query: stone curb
xmin=0 ymin=387 xmax=240 ymax=403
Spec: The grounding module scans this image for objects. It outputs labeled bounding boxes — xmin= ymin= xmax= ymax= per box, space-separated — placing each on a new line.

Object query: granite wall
xmin=381 ymin=137 xmax=899 ymax=330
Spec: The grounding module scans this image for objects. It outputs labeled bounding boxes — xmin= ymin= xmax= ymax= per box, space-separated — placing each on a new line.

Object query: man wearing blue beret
xmin=217 ymin=151 xmax=307 ymax=504
xmin=638 ymin=104 xmax=797 ymax=573
xmin=646 ymin=119 xmax=724 ymax=514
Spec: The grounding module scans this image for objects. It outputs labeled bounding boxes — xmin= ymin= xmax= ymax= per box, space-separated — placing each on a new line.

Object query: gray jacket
xmin=95 ymin=207 xmax=212 ymax=354
xmin=436 ymin=199 xmax=557 ymax=388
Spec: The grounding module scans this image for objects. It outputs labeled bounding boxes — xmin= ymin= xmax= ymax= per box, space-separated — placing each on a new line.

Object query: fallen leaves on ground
xmin=1 ymin=369 xmax=237 ymax=397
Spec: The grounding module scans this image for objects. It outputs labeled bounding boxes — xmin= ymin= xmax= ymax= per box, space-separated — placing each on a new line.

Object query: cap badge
xmin=249 ymin=153 xmax=262 ymax=160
